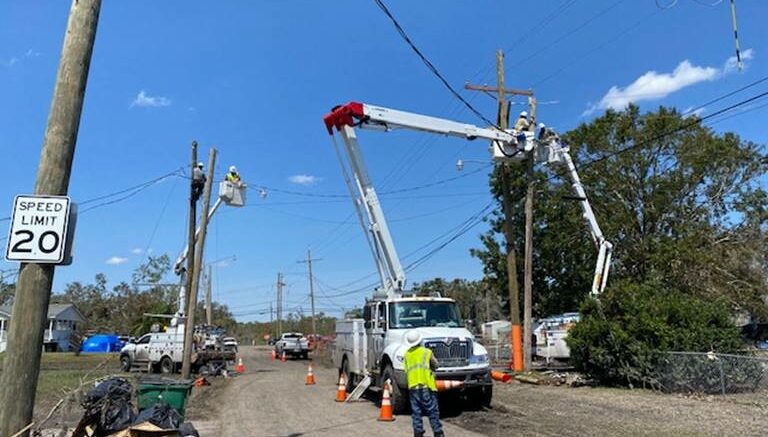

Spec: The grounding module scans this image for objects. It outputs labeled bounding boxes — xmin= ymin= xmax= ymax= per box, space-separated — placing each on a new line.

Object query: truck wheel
xmin=468 ymin=384 xmax=493 ymax=408
xmin=120 ymin=355 xmax=132 ymax=372
xmin=381 ymin=364 xmax=408 ymax=414
xmin=341 ymin=358 xmax=356 ymax=393
xmin=302 ymin=352 xmax=309 ymax=360
xmin=160 ymin=356 xmax=174 ymax=374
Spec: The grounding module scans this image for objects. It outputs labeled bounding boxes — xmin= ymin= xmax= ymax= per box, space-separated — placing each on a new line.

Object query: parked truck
xmin=324 ymin=103 xmax=501 ymax=412
xmin=119 ymin=324 xmax=235 ymax=374
xmin=274 ymin=332 xmax=310 ymax=359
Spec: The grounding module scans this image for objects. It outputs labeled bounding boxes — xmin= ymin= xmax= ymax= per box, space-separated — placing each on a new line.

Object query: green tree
xmin=472 ymin=105 xmax=768 ymax=318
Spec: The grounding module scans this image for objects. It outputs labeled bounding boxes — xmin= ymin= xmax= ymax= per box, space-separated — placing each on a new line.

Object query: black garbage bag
xmin=81 ymin=377 xmax=135 ymax=436
xmin=133 ymin=402 xmax=182 ymax=429
xmin=178 ymin=422 xmax=200 ymax=437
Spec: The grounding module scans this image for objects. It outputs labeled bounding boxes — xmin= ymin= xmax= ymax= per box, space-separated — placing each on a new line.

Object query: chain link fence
xmin=653 ymin=352 xmax=768 ymax=395
xmin=481 ymin=341 xmax=511 ymax=367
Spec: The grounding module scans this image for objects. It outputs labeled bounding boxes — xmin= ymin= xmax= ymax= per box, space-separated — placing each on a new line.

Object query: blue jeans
xmin=409 ymin=387 xmax=442 ymax=434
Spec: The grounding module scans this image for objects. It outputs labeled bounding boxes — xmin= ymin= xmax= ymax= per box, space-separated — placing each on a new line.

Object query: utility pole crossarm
xmin=464 ymin=84 xmax=534 ymax=97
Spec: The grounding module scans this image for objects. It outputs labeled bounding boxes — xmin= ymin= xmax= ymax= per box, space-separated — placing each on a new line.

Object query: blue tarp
xmin=81 ymin=334 xmax=123 ymax=353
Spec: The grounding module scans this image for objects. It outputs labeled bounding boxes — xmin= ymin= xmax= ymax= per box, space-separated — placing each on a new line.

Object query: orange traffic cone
xmin=435 ymin=380 xmax=464 ymax=392
xmin=281 ymin=351 xmax=287 ymax=362
xmin=377 ymin=381 xmax=395 ymax=421
xmin=305 ymin=362 xmax=316 ymax=385
xmin=235 ymin=357 xmax=245 ymax=374
xmin=491 ymin=370 xmax=512 ymax=383
xmin=271 ymin=349 xmax=276 ymax=361
xmin=334 ymin=374 xmax=347 ymax=402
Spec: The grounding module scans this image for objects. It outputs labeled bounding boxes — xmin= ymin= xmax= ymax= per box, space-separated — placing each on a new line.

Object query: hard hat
xmin=520 ymin=111 xmax=528 ymax=118
xmin=538 ymin=123 xmax=546 ymax=128
xmin=405 ymin=330 xmax=422 ymax=348
xmin=229 ymin=166 xmax=237 ymax=173
xmin=197 ymin=162 xmax=204 ymax=168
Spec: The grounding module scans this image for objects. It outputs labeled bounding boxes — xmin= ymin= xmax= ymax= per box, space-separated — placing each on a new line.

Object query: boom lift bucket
xmin=218 ymin=181 xmax=246 ymax=207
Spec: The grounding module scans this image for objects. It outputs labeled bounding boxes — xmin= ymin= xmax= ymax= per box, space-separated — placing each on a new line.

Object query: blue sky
xmin=1 ymin=1 xmax=766 ymax=322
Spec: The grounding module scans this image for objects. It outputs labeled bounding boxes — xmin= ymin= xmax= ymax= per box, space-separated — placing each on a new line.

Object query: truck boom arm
xmin=323 ymin=101 xmax=612 ymax=295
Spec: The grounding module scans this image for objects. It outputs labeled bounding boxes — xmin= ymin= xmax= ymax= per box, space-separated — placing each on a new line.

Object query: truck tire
xmin=302 ymin=352 xmax=309 ymax=360
xmin=468 ymin=384 xmax=493 ymax=408
xmin=341 ymin=358 xmax=356 ymax=393
xmin=381 ymin=364 xmax=408 ymax=414
xmin=160 ymin=356 xmax=174 ymax=374
xmin=120 ymin=355 xmax=132 ymax=372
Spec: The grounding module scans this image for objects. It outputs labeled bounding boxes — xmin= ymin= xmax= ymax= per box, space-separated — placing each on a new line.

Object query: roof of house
xmin=0 ymin=303 xmax=85 ymax=321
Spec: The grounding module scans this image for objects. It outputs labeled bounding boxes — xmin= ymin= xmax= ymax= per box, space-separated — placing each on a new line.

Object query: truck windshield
xmin=389 ymin=301 xmax=463 ymax=329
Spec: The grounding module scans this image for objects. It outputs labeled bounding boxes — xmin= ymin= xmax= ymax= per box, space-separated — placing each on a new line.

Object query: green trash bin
xmin=137 ymin=377 xmax=194 ymax=419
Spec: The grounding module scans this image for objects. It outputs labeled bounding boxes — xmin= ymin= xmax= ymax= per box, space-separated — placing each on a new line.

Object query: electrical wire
xmin=372 ymin=0 xmax=499 ymax=129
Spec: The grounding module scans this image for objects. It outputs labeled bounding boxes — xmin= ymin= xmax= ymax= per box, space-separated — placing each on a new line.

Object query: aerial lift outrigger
xmin=323 ymin=102 xmax=612 ymax=296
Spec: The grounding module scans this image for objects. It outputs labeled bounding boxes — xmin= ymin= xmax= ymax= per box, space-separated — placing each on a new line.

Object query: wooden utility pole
xmin=205 ymin=265 xmax=213 ymax=326
xmin=276 ymin=273 xmax=285 ymax=337
xmin=523 ymin=97 xmax=537 ymax=371
xmin=465 ymin=50 xmax=534 ymax=372
xmin=298 ymin=249 xmax=321 ymax=345
xmin=184 ymin=140 xmax=197 ymax=340
xmin=181 ymin=148 xmax=217 ymax=379
xmin=0 ymin=1 xmax=101 ymax=435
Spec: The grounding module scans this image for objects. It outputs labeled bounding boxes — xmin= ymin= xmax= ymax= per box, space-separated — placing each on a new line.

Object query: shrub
xmin=566 ymin=281 xmax=742 ymax=386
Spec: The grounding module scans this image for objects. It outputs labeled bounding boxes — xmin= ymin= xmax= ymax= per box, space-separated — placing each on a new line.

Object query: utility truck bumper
xmin=393 ymin=368 xmax=492 ymax=389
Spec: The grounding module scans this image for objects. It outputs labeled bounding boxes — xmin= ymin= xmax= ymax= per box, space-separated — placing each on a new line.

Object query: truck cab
xmin=336 ymin=294 xmax=492 ymax=413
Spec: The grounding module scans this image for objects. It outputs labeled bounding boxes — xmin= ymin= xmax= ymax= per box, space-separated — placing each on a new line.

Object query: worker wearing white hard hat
xmin=403 ymin=330 xmax=443 ymax=437
xmin=226 ymin=165 xmax=241 ymax=184
xmin=514 ymin=110 xmax=530 ymax=132
xmin=191 ymin=162 xmax=206 ymax=202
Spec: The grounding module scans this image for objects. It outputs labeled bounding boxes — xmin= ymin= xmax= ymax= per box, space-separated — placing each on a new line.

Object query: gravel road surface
xmin=190 ymin=346 xmax=485 ymax=436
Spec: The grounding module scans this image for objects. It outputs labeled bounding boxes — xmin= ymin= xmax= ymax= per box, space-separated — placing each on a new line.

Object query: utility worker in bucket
xmin=513 ymin=110 xmax=530 ymax=132
xmin=404 ymin=330 xmax=444 ymax=437
xmin=226 ymin=165 xmax=241 ymax=185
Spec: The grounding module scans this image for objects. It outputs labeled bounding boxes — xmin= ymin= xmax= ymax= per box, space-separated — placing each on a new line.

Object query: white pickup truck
xmin=120 ymin=324 xmax=235 ymax=374
xmin=274 ymin=332 xmax=310 ymax=360
xmin=334 ymin=295 xmax=492 ymax=413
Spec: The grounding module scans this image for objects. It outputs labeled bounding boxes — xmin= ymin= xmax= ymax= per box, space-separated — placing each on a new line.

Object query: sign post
xmin=5 ymin=195 xmax=73 ymax=264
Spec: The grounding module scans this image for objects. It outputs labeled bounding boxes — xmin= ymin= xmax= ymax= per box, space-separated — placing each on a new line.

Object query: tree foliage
xmin=51 ymin=255 xmax=237 ymax=336
xmin=567 ymin=281 xmax=743 ymax=386
xmin=472 ymin=105 xmax=768 ymax=318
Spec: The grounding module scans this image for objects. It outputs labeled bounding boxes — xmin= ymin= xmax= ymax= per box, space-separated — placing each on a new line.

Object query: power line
xmin=372 ymin=0 xmax=498 ymax=128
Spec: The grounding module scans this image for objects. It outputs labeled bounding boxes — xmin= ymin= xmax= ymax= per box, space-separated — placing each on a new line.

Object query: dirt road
xmin=189 ymin=346 xmax=485 ymax=436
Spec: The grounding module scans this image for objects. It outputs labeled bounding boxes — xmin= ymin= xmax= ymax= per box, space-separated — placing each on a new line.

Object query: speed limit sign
xmin=5 ymin=195 xmax=73 ymax=264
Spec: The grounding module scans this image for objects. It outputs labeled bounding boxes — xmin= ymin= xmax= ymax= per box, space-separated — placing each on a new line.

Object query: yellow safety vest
xmin=404 ymin=346 xmax=437 ymax=392
xmin=226 ymin=173 xmax=240 ymax=183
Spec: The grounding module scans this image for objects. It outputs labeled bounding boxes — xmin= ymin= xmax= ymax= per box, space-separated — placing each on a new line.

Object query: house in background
xmin=0 ymin=306 xmax=10 ymax=353
xmin=0 ymin=303 xmax=86 ymax=352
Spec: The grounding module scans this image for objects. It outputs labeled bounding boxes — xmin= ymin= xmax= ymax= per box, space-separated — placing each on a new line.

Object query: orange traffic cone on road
xmin=305 ymin=362 xmax=316 ymax=385
xmin=271 ymin=349 xmax=276 ymax=361
xmin=377 ymin=380 xmax=395 ymax=421
xmin=435 ymin=380 xmax=464 ymax=392
xmin=235 ymin=357 xmax=245 ymax=374
xmin=334 ymin=374 xmax=347 ymax=402
xmin=281 ymin=351 xmax=287 ymax=362
xmin=491 ymin=370 xmax=512 ymax=383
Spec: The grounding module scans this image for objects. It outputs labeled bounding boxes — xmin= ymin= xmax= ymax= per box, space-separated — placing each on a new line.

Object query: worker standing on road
xmin=404 ymin=330 xmax=443 ymax=437
xmin=226 ymin=165 xmax=241 ymax=185
xmin=514 ymin=110 xmax=530 ymax=132
xmin=192 ymin=162 xmax=206 ymax=202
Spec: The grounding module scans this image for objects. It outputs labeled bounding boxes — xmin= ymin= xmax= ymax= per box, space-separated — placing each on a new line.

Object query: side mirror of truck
xmin=364 ymin=320 xmax=373 ymax=330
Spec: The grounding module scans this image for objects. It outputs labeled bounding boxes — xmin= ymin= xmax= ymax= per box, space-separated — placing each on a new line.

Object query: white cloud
xmin=106 ymin=256 xmax=128 ymax=265
xmin=24 ymin=49 xmax=40 ymax=58
xmin=585 ymin=50 xmax=754 ymax=115
xmin=130 ymin=90 xmax=171 ymax=108
xmin=130 ymin=248 xmax=144 ymax=255
xmin=2 ymin=57 xmax=18 ymax=67
xmin=288 ymin=174 xmax=321 ymax=186
xmin=723 ymin=48 xmax=753 ymax=74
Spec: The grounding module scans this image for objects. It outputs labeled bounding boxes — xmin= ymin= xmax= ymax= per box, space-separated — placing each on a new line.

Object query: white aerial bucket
xmin=218 ymin=181 xmax=246 ymax=207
